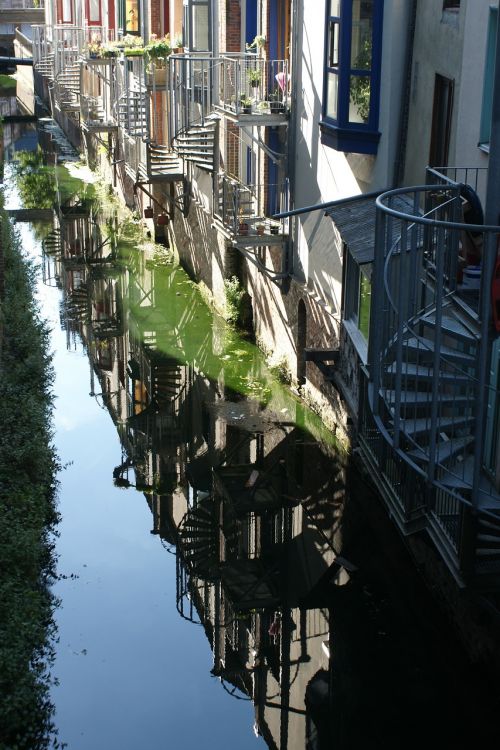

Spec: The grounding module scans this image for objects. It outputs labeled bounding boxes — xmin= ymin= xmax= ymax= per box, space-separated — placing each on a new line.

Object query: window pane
xmin=90 ymin=0 xmax=100 ymax=23
xmin=330 ymin=0 xmax=340 ymax=16
xmin=349 ymin=75 xmax=370 ymax=122
xmin=329 ymin=21 xmax=339 ymax=67
xmin=326 ymin=72 xmax=338 ymax=120
xmin=351 ymin=0 xmax=373 ymax=70
xmin=358 ymin=274 xmax=371 ymax=339
xmin=125 ymin=0 xmax=139 ymax=33
xmin=62 ymin=0 xmax=72 ymax=23
xmin=192 ymin=5 xmax=209 ymax=50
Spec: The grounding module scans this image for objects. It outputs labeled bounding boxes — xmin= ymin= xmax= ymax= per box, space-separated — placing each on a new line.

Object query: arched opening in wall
xmin=297 ymin=299 xmax=307 ymax=387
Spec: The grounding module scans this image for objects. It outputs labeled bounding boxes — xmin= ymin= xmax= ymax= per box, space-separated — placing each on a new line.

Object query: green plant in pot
xmin=240 ymin=94 xmax=252 ymax=113
xmin=145 ymin=34 xmax=171 ymax=69
xmin=247 ymin=68 xmax=262 ymax=88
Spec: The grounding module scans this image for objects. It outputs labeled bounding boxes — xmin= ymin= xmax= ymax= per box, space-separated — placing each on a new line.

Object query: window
xmin=480 ymin=6 xmax=497 ymax=150
xmin=183 ymin=0 xmax=211 ymax=52
xmin=86 ymin=0 xmax=102 ymax=25
xmin=343 ymin=251 xmax=371 ymax=341
xmin=321 ymin=0 xmax=384 ymax=155
xmin=429 ymin=74 xmax=454 ymax=167
xmin=56 ymin=0 xmax=73 ymax=24
xmin=119 ymin=0 xmax=140 ymax=35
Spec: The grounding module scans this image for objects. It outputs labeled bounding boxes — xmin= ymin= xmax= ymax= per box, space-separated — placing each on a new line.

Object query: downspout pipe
xmin=392 ymin=0 xmax=417 ymax=187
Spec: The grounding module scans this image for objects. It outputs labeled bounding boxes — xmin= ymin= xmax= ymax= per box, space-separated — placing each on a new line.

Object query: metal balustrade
xmin=1 ymin=0 xmax=44 ymax=8
xmin=219 ymin=54 xmax=289 ymax=116
xmin=32 ymin=23 xmax=54 ymax=77
xmin=215 ymin=175 xmax=288 ymax=236
xmin=364 ymin=180 xmax=500 ymax=581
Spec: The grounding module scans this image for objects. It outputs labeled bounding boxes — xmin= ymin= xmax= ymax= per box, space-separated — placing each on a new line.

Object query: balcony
xmin=362 ymin=175 xmax=500 ymax=588
xmin=214 ymin=175 xmax=288 ymax=250
xmin=217 ymin=54 xmax=289 ymax=125
xmin=0 ymin=0 xmax=44 ymax=24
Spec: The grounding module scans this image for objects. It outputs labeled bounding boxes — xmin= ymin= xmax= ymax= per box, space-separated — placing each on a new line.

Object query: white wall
xmin=294 ymin=0 xmax=410 ymax=313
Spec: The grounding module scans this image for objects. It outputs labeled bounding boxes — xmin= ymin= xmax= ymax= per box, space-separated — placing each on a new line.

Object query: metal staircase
xmin=142 ymin=143 xmax=183 ymax=182
xmin=173 ymin=116 xmax=218 ymax=172
xmin=34 ymin=52 xmax=55 ymax=80
xmin=363 ymin=181 xmax=500 ymax=588
xmin=117 ymin=89 xmax=147 ymax=138
xmin=42 ymin=228 xmax=62 ymax=258
xmin=54 ymin=62 xmax=81 ymax=112
xmin=179 ymin=495 xmax=220 ymax=579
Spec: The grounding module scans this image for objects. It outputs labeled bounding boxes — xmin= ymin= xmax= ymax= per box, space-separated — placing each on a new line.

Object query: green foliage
xmin=13 ymin=149 xmax=56 ymax=209
xmin=145 ymin=34 xmax=171 ymax=68
xmin=350 ymin=38 xmax=372 ymax=123
xmin=223 ymin=276 xmax=245 ymax=325
xmin=269 ymin=355 xmax=292 ymax=385
xmin=247 ymin=68 xmax=262 ymax=86
xmin=0 ymin=212 xmax=60 ymax=749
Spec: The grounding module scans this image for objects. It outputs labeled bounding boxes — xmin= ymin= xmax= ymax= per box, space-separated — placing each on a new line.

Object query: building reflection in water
xmin=41 ymin=179 xmax=487 ymax=750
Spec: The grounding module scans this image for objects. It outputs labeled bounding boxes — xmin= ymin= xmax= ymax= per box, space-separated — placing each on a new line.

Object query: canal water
xmin=2 ymin=91 xmax=497 ymax=748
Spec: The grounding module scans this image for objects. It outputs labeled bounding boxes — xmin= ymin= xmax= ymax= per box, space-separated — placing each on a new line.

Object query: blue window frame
xmin=321 ymin=0 xmax=384 ymax=155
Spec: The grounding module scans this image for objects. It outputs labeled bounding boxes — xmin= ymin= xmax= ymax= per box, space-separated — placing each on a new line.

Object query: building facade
xmin=31 ymin=0 xmax=500 ymax=627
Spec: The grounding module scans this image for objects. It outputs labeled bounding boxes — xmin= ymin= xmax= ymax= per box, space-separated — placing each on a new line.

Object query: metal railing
xmin=1 ymin=0 xmax=44 ymax=8
xmin=169 ymin=53 xmax=216 ymax=141
xmin=53 ymin=24 xmax=83 ymax=73
xmin=219 ymin=54 xmax=289 ymax=116
xmin=365 ymin=180 xmax=500 ymax=576
xmin=32 ymin=23 xmax=53 ymax=69
xmin=215 ymin=175 xmax=288 ymax=235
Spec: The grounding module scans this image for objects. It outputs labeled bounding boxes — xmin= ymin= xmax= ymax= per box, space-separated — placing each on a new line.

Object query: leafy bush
xmin=0 ymin=212 xmax=60 ymax=749
xmin=224 ymin=276 xmax=245 ymax=324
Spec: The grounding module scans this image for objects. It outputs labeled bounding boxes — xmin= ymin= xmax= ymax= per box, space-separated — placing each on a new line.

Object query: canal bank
xmin=1 ymin=109 xmax=496 ymax=748
xmin=0 ymin=194 xmax=59 ymax=749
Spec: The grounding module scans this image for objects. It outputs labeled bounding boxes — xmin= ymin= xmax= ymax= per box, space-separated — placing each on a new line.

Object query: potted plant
xmin=240 ymin=94 xmax=252 ymax=114
xmin=172 ymin=32 xmax=184 ymax=54
xmin=238 ymin=213 xmax=249 ymax=235
xmin=269 ymin=89 xmax=285 ymax=114
xmin=145 ymin=34 xmax=171 ymax=84
xmin=86 ymin=39 xmax=103 ymax=59
xmin=247 ymin=68 xmax=262 ymax=88
xmin=256 ymin=223 xmax=265 ymax=236
xmin=101 ymin=44 xmax=119 ymax=59
xmin=144 ymin=206 xmax=154 ymax=219
xmin=246 ymin=35 xmax=266 ymax=52
xmin=157 ymin=213 xmax=169 ymax=226
xmin=122 ymin=34 xmax=144 ymax=56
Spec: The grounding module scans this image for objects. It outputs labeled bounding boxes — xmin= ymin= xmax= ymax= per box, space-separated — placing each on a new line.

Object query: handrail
xmin=376 ymin=184 xmax=500 ymax=232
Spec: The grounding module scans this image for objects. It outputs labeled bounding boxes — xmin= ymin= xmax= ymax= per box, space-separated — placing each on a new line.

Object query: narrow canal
xmin=2 ymin=102 xmax=497 ymax=748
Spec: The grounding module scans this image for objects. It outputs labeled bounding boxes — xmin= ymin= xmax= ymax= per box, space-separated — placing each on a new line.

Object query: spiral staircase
xmin=117 ymin=89 xmax=147 ymax=138
xmin=172 ymin=115 xmax=218 ymax=172
xmin=362 ymin=183 xmax=500 ymax=590
xmin=54 ymin=62 xmax=81 ymax=112
xmin=34 ymin=52 xmax=55 ymax=80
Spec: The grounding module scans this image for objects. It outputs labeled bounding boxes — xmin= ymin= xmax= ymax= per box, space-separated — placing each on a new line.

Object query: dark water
xmin=2 ymin=94 xmax=497 ymax=749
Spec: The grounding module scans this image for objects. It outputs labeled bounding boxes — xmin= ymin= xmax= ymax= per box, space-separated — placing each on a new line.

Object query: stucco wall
xmin=293 ymin=0 xmax=410 ymax=314
xmin=404 ymin=0 xmax=465 ymax=187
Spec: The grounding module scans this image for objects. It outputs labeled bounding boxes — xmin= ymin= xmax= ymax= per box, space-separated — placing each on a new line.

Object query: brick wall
xmin=150 ymin=0 xmax=162 ymax=37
